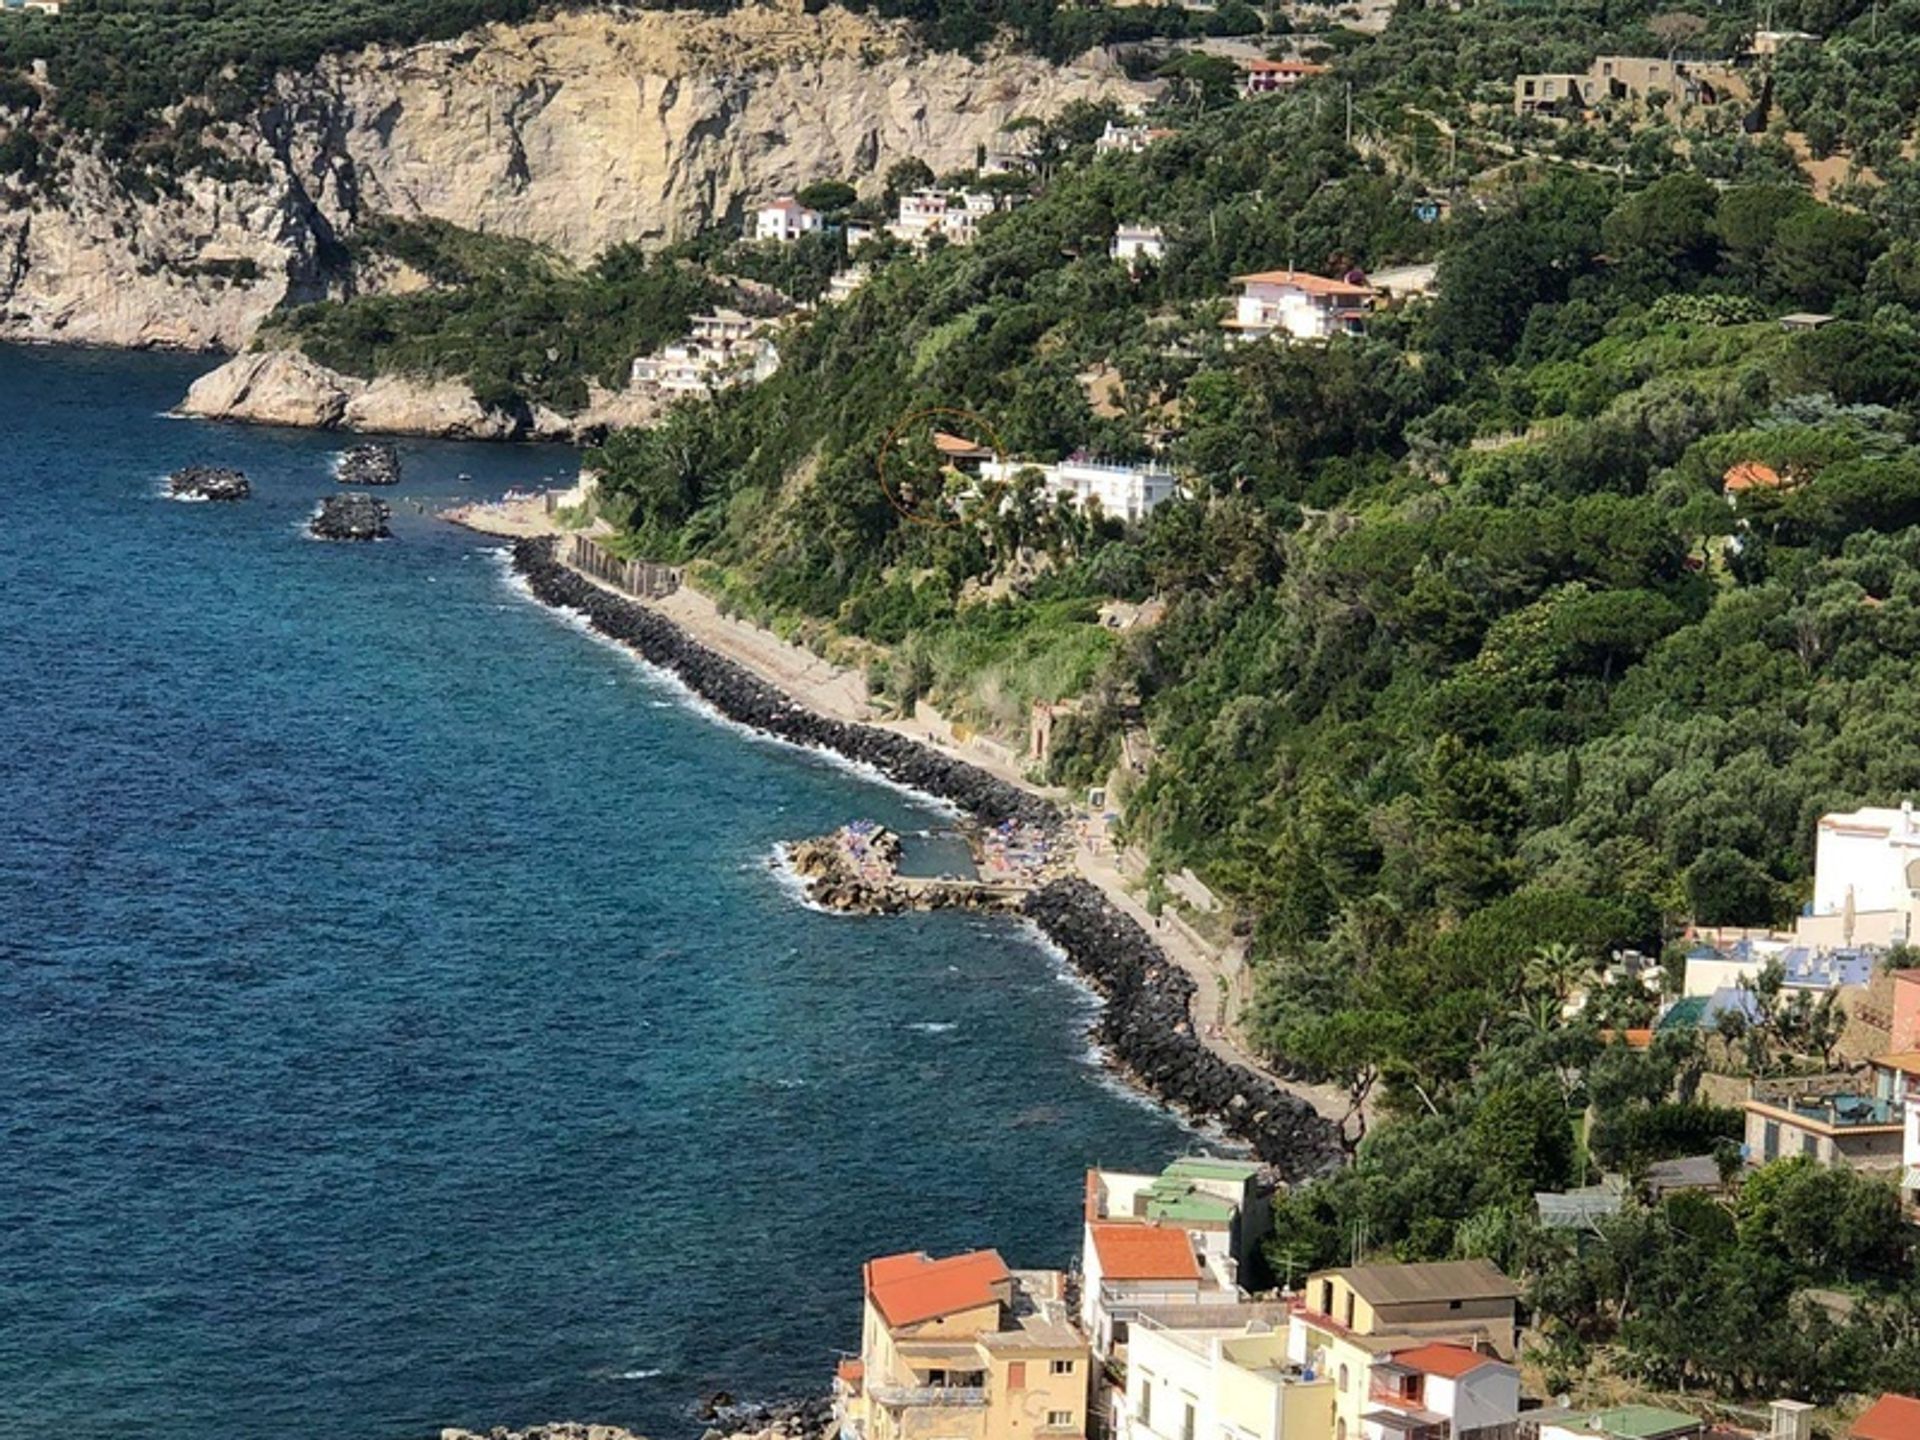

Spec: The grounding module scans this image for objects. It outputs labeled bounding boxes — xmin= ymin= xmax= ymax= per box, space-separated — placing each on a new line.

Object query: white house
xmin=753 ymin=196 xmax=822 ymax=243
xmin=1097 ymin=121 xmax=1173 ymax=155
xmin=1225 ymin=270 xmax=1375 ymax=342
xmin=1119 ymin=1319 xmax=1334 ymax=1440
xmin=889 ymin=189 xmax=999 ymax=249
xmin=631 ymin=312 xmax=779 ymax=397
xmin=690 ymin=309 xmax=759 ymax=346
xmin=978 ymin=454 xmax=1183 ymax=524
xmin=1112 ymin=224 xmax=1167 ymax=267
xmin=1803 ymin=803 xmax=1920 ymax=945
xmin=826 ymin=265 xmax=870 ymax=304
xmin=1358 ymin=1343 xmax=1522 ymax=1440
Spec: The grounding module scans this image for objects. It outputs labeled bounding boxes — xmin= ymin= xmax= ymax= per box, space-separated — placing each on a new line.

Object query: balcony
xmin=868 ymin=1386 xmax=988 ymax=1409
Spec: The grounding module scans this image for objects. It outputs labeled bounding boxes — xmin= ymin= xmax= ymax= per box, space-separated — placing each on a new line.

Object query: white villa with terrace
xmin=978 ymin=454 xmax=1182 ymax=524
xmin=1226 ymin=269 xmax=1375 ymax=341
xmin=889 ymin=189 xmax=1000 ymax=249
xmin=752 ymin=197 xmax=822 ymax=243
xmin=631 ymin=310 xmax=779 ymax=397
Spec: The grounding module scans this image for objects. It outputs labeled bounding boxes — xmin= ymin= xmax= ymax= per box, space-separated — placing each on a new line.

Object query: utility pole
xmin=1345 ymin=82 xmax=1354 ymax=147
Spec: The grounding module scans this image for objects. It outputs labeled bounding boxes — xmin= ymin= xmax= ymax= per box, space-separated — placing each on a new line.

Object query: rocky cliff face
xmin=179 ymin=347 xmax=659 ymax=440
xmin=0 ymin=1 xmax=1147 ymax=351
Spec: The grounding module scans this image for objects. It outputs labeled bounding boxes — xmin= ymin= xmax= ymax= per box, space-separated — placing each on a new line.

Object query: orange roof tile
xmin=1855 ymin=1395 xmax=1920 ymax=1440
xmin=865 ymin=1249 xmax=1009 ymax=1327
xmin=1600 ymin=1027 xmax=1654 ymax=1050
xmin=1722 ymin=461 xmax=1784 ymax=493
xmin=1089 ymin=1223 xmax=1201 ymax=1282
xmin=933 ymin=430 xmax=992 ymax=457
xmin=837 ymin=1358 xmax=865 ymax=1389
xmin=1875 ymin=1052 xmax=1920 ymax=1077
xmin=1392 ymin=1343 xmax=1498 ymax=1379
xmin=1234 ymin=269 xmax=1375 ymax=297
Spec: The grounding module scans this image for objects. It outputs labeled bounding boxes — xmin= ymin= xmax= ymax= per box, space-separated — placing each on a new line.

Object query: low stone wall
xmin=510 ymin=536 xmax=1343 ymax=1180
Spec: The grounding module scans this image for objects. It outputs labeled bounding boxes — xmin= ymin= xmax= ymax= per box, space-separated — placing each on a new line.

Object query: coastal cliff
xmin=0 ymin=1 xmax=1147 ymax=352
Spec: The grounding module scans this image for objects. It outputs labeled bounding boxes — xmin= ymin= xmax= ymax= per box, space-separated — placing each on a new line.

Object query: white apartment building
xmin=1225 ymin=270 xmax=1374 ymax=342
xmin=977 ymin=455 xmax=1182 ymax=524
xmin=1120 ymin=1319 xmax=1335 ymax=1440
xmin=753 ymin=197 xmax=822 ymax=243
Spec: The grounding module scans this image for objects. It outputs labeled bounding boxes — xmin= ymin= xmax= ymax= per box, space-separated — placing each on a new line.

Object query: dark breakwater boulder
xmin=1023 ymin=879 xmax=1345 ymax=1179
xmin=168 ymin=465 xmax=250 ymax=501
xmin=510 ymin=537 xmax=1053 ymax=828
xmin=337 ymin=443 xmax=401 ymax=486
xmin=311 ymin=493 xmax=391 ymax=541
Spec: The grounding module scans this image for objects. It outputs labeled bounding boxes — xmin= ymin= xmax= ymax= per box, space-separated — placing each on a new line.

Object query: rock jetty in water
xmin=337 ymin=442 xmax=401 ymax=486
xmin=167 ymin=465 xmax=250 ymax=501
xmin=441 ymin=1427 xmax=646 ymax=1440
xmin=509 ymin=535 xmax=1345 ymax=1181
xmin=311 ymin=492 xmax=392 ymax=541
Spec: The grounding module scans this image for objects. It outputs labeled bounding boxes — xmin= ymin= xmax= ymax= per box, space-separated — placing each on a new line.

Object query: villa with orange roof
xmin=1240 ymin=59 xmax=1332 ymax=96
xmin=1226 ymin=270 xmax=1374 ymax=342
xmin=837 ymin=1249 xmax=1091 ymax=1440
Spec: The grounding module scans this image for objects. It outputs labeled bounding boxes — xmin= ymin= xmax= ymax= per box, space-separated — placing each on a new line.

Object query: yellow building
xmin=838 ymin=1249 xmax=1093 ymax=1440
xmin=1284 ymin=1261 xmax=1522 ymax=1440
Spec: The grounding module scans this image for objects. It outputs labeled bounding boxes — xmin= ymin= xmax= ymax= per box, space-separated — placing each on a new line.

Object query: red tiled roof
xmin=865 ymin=1250 xmax=1009 ymax=1327
xmin=1391 ymin=1343 xmax=1498 ymax=1379
xmin=1599 ymin=1027 xmax=1654 ymax=1050
xmin=1722 ymin=460 xmax=1784 ymax=493
xmin=1089 ymin=1223 xmax=1201 ymax=1282
xmin=933 ymin=430 xmax=992 ymax=457
xmin=837 ymin=1359 xmax=865 ymax=1389
xmin=1855 ymin=1394 xmax=1920 ymax=1440
xmin=1234 ymin=269 xmax=1376 ymax=297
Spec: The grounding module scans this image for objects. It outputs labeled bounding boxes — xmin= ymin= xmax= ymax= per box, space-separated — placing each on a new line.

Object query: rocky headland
xmin=167 ymin=465 xmax=251 ymax=501
xmin=1 ymin=2 xmax=1150 ymax=355
xmin=311 ymin=492 xmax=391 ymax=541
xmin=510 ymin=536 xmax=1344 ymax=1179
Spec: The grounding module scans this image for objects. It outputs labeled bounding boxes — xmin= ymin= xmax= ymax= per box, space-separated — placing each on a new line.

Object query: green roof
xmin=1162 ymin=1156 xmax=1260 ymax=1183
xmin=1581 ymin=1405 xmax=1700 ymax=1439
xmin=1143 ymin=1180 xmax=1236 ymax=1224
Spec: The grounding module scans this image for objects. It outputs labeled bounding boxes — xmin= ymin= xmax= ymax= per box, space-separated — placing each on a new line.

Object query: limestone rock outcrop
xmin=0 ymin=1 xmax=1150 ymax=351
xmin=178 ymin=347 xmax=663 ymax=439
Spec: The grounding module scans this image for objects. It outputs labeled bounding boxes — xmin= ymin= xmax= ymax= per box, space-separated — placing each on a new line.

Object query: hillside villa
xmin=1225 ymin=270 xmax=1375 ymax=342
xmin=1512 ymin=55 xmax=1737 ymax=116
xmin=975 ymin=454 xmax=1183 ymax=524
xmin=834 ymin=1249 xmax=1091 ymax=1440
xmin=1112 ymin=225 xmax=1167 ymax=268
xmin=754 ymin=196 xmax=822 ymax=243
xmin=631 ymin=310 xmax=778 ymax=397
xmin=1097 ymin=121 xmax=1177 ymax=156
xmin=1240 ymin=59 xmax=1331 ymax=96
xmin=891 ymin=189 xmax=1002 ymax=249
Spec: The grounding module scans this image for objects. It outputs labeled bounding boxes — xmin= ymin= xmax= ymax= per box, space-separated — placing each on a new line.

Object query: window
xmin=1008 ymin=1362 xmax=1027 ymax=1392
xmin=1338 ymin=1365 xmax=1350 ymax=1393
xmin=1764 ymin=1120 xmax=1780 ymax=1161
xmin=1802 ymin=1133 xmax=1819 ymax=1158
xmin=1183 ymin=1402 xmax=1197 ymax=1440
xmin=1051 ymin=1360 xmax=1075 ymax=1376
xmin=1343 ymin=1293 xmax=1355 ymax=1329
xmin=1449 ymin=1299 xmax=1462 ymax=1310
xmin=1141 ymin=1380 xmax=1153 ymax=1429
xmin=1047 ymin=1413 xmax=1075 ymax=1430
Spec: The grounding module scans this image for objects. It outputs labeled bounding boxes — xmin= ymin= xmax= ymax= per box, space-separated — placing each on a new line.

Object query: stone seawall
xmin=510 ymin=535 xmax=1344 ymax=1180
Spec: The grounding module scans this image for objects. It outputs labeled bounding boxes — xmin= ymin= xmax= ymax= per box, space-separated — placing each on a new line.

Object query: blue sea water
xmin=0 ymin=347 xmax=1193 ymax=1440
